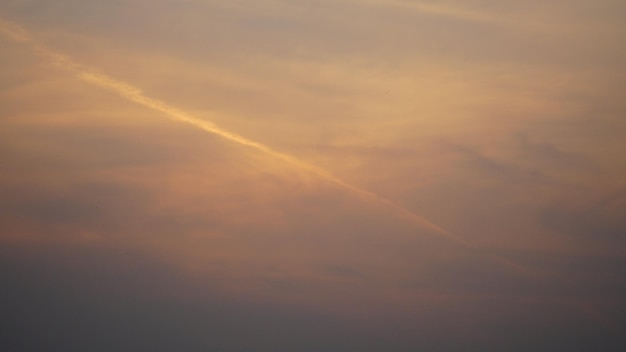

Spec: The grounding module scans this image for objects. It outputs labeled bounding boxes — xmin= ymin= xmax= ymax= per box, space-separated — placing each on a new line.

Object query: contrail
xmin=4 ymin=16 xmax=623 ymax=336
xmin=0 ymin=17 xmax=528 ymax=275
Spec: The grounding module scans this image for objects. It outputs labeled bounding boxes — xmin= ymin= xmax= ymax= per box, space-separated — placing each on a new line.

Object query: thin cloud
xmin=0 ymin=17 xmax=482 ymax=255
xmin=378 ymin=0 xmax=506 ymax=25
xmin=358 ymin=0 xmax=585 ymax=35
xmin=540 ymin=188 xmax=626 ymax=245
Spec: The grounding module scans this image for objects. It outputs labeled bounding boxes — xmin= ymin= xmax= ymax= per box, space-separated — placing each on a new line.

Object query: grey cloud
xmin=2 ymin=190 xmax=102 ymax=225
xmin=444 ymin=142 xmax=553 ymax=186
xmin=324 ymin=264 xmax=367 ymax=279
xmin=2 ymin=241 xmax=625 ymax=352
xmin=5 ymin=0 xmax=620 ymax=70
xmin=540 ymin=188 xmax=626 ymax=245
xmin=514 ymin=133 xmax=597 ymax=172
xmin=0 ymin=180 xmax=157 ymax=242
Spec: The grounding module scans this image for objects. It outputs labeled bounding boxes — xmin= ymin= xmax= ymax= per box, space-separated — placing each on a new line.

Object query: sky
xmin=1 ymin=0 xmax=625 ymax=351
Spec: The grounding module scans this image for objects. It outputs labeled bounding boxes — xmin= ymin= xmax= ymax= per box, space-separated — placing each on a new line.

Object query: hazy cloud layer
xmin=1 ymin=1 xmax=625 ymax=350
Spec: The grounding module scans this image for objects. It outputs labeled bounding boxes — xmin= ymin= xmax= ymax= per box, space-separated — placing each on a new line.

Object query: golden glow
xmin=1 ymin=1 xmax=625 ymax=345
xmin=0 ymin=17 xmax=480 ymax=251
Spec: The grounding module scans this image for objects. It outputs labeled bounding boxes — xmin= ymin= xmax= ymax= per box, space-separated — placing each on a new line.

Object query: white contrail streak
xmin=0 ymin=17 xmax=528 ymax=275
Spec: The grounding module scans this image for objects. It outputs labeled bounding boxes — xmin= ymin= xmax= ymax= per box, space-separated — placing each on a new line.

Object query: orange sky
xmin=1 ymin=1 xmax=625 ymax=350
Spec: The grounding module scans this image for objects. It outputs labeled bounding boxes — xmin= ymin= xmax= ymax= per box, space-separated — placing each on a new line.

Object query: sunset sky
xmin=1 ymin=1 xmax=625 ymax=350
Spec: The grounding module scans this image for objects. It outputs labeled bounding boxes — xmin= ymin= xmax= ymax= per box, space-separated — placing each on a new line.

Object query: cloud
xmin=367 ymin=0 xmax=507 ymax=25
xmin=540 ymin=188 xmax=626 ymax=246
xmin=515 ymin=133 xmax=597 ymax=172
xmin=443 ymin=142 xmax=554 ymax=187
xmin=0 ymin=17 xmax=30 ymax=42
xmin=2 ymin=16 xmax=504 ymax=254
xmin=2 ymin=1 xmax=626 ymax=350
xmin=3 ymin=240 xmax=625 ymax=352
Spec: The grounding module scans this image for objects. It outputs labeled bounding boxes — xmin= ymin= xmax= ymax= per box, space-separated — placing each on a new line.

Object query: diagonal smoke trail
xmin=5 ymin=16 xmax=625 ymax=337
xmin=0 ymin=17 xmax=528 ymax=275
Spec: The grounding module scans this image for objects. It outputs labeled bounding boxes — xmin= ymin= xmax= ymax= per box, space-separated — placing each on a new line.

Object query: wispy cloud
xmin=0 ymin=17 xmax=485 ymax=254
xmin=371 ymin=0 xmax=506 ymax=25
xmin=541 ymin=188 xmax=626 ymax=246
xmin=3 ymin=2 xmax=625 ymax=348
